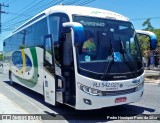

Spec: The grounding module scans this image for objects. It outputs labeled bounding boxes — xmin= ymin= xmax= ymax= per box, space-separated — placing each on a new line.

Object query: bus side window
xmin=49 ymin=13 xmax=70 ymax=67
xmin=49 ymin=16 xmax=60 ymax=42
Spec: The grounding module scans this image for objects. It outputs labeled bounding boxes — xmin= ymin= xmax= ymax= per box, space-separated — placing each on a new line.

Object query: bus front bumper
xmin=75 ymin=88 xmax=144 ymax=110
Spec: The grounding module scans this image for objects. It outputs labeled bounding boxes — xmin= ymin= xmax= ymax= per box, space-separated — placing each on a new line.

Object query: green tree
xmin=140 ymin=18 xmax=160 ymax=55
xmin=142 ymin=18 xmax=154 ymax=30
xmin=0 ymin=54 xmax=3 ymax=61
xmin=137 ymin=34 xmax=150 ymax=57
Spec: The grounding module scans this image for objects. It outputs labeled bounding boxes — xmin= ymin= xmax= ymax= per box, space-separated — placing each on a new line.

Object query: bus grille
xmin=101 ymin=87 xmax=137 ymax=96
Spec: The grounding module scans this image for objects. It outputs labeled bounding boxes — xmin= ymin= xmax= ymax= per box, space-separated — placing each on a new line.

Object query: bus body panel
xmin=43 ymin=69 xmax=56 ymax=105
xmin=6 ymin=47 xmax=45 ymax=94
xmin=9 ymin=47 xmax=42 ymax=93
xmin=5 ymin=46 xmax=56 ymax=105
xmin=75 ymin=73 xmax=144 ymax=110
xmin=75 ymin=86 xmax=143 ymax=110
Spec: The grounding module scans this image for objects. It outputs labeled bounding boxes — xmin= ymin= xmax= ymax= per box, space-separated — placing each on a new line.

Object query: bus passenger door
xmin=43 ymin=34 xmax=56 ymax=105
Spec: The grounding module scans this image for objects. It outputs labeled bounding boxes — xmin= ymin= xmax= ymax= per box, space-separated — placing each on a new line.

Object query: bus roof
xmin=7 ymin=5 xmax=129 ymax=38
xmin=46 ymin=5 xmax=129 ymax=21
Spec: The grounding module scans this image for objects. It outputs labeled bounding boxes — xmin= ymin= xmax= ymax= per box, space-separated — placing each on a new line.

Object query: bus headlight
xmin=135 ymin=81 xmax=144 ymax=92
xmin=78 ymin=83 xmax=102 ymax=96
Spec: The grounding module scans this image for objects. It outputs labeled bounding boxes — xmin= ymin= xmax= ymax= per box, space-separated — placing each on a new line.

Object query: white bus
xmin=3 ymin=5 xmax=157 ymax=110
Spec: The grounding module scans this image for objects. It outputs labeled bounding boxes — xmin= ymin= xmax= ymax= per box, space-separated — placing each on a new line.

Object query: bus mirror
xmin=63 ymin=22 xmax=85 ymax=47
xmin=136 ymin=30 xmax=157 ymax=50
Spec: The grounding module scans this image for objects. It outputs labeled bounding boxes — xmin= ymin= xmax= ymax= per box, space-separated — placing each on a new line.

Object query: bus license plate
xmin=115 ymin=97 xmax=127 ymax=103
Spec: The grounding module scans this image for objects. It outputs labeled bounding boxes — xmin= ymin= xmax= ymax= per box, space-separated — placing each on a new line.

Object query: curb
xmin=145 ymin=79 xmax=160 ymax=84
xmin=145 ymin=81 xmax=160 ymax=84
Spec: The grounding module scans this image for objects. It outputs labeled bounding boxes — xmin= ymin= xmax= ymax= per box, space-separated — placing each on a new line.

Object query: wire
xmin=6 ymin=12 xmax=31 ymax=17
xmin=3 ymin=0 xmax=63 ymax=25
xmin=2 ymin=18 xmax=30 ymax=30
xmin=24 ymin=0 xmax=63 ymax=14
xmin=6 ymin=0 xmax=14 ymax=5
xmin=77 ymin=0 xmax=96 ymax=5
xmin=2 ymin=0 xmax=10 ymax=3
xmin=2 ymin=0 xmax=63 ymax=28
xmin=1 ymin=0 xmax=97 ymax=34
xmin=3 ymin=0 xmax=44 ymax=25
xmin=64 ymin=0 xmax=81 ymax=5
xmin=130 ymin=16 xmax=160 ymax=21
xmin=1 ymin=0 xmax=64 ymax=33
xmin=3 ymin=0 xmax=61 ymax=26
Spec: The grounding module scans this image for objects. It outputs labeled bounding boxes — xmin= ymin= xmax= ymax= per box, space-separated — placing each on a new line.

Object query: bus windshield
xmin=73 ymin=16 xmax=143 ymax=80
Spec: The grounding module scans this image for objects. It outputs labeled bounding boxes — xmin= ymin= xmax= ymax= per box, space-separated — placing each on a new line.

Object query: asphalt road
xmin=0 ymin=73 xmax=160 ymax=123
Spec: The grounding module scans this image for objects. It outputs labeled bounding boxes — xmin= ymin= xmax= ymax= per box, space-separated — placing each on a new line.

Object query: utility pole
xmin=20 ymin=30 xmax=29 ymax=46
xmin=0 ymin=3 xmax=9 ymax=34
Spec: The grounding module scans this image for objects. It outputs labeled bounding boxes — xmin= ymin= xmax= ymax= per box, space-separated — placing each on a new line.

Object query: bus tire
xmin=9 ymin=71 xmax=14 ymax=85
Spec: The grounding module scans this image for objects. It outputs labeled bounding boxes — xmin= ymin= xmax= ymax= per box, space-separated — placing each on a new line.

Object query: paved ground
xmin=144 ymin=69 xmax=160 ymax=84
xmin=0 ymin=73 xmax=160 ymax=123
xmin=0 ymin=75 xmax=43 ymax=123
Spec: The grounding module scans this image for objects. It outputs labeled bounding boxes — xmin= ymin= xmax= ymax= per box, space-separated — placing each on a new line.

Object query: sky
xmin=0 ymin=0 xmax=160 ymax=51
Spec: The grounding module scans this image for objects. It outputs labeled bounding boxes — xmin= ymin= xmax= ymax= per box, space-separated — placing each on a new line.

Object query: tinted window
xmin=25 ymin=18 xmax=48 ymax=47
xmin=35 ymin=18 xmax=48 ymax=46
xmin=49 ymin=16 xmax=60 ymax=42
xmin=49 ymin=13 xmax=70 ymax=65
xmin=49 ymin=13 xmax=69 ymax=41
xmin=4 ymin=17 xmax=48 ymax=52
xmin=25 ymin=26 xmax=34 ymax=47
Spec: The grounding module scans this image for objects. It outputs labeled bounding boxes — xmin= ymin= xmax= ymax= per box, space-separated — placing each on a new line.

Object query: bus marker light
xmin=115 ymin=97 xmax=127 ymax=103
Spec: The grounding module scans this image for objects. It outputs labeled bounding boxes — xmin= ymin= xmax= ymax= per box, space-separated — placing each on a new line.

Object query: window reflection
xmin=73 ymin=16 xmax=142 ymax=74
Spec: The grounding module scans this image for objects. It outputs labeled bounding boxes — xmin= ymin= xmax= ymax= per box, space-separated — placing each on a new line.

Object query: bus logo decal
xmin=12 ymin=50 xmax=32 ymax=72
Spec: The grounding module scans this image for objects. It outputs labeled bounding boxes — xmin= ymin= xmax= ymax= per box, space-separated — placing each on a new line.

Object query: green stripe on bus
xmin=15 ymin=47 xmax=39 ymax=88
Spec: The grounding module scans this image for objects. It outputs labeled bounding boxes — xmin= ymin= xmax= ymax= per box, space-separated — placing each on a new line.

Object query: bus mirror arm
xmin=56 ymin=75 xmax=66 ymax=92
xmin=63 ymin=22 xmax=85 ymax=46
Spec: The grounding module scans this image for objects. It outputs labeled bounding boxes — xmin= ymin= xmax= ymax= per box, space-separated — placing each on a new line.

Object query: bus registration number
xmin=93 ymin=82 xmax=119 ymax=90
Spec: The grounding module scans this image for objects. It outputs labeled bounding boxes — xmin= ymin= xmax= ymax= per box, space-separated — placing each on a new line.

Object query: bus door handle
xmin=56 ymin=75 xmax=66 ymax=92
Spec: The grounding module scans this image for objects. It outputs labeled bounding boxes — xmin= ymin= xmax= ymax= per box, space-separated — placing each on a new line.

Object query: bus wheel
xmin=9 ymin=71 xmax=14 ymax=85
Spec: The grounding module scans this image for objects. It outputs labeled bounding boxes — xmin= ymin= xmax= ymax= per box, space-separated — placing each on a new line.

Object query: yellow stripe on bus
xmin=17 ymin=49 xmax=26 ymax=75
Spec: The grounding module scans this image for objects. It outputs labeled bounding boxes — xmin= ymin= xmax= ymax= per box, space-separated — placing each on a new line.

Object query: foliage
xmin=137 ymin=34 xmax=150 ymax=57
xmin=0 ymin=54 xmax=3 ymax=61
xmin=137 ymin=18 xmax=160 ymax=56
xmin=142 ymin=18 xmax=154 ymax=30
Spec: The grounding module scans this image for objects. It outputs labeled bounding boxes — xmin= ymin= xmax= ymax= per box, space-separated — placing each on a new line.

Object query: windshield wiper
xmin=119 ymin=37 xmax=135 ymax=73
xmin=103 ymin=39 xmax=114 ymax=77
